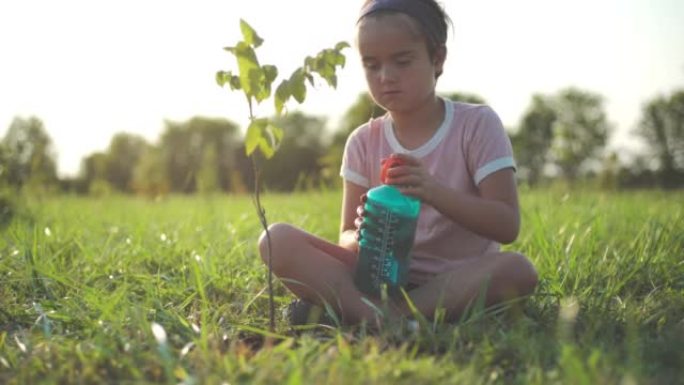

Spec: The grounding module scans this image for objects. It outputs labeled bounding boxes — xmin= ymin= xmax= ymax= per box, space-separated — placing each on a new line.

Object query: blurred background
xmin=1 ymin=0 xmax=683 ymax=195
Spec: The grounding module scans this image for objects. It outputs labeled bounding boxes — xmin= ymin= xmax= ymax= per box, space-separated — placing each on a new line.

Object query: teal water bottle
xmin=354 ymin=157 xmax=421 ymax=297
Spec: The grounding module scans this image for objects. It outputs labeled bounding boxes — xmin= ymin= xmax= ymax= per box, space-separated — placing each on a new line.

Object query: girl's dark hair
xmin=359 ymin=0 xmax=452 ymax=76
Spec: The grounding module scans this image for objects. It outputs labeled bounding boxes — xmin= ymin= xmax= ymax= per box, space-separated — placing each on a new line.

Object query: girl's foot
xmin=284 ymin=299 xmax=337 ymax=326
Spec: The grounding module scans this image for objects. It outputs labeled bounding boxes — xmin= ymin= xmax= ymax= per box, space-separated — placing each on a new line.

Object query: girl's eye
xmin=363 ymin=62 xmax=380 ymax=71
xmin=396 ymin=59 xmax=411 ymax=67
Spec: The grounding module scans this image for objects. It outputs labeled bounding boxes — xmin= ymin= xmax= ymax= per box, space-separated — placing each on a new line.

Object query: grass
xmin=0 ymin=188 xmax=682 ymax=384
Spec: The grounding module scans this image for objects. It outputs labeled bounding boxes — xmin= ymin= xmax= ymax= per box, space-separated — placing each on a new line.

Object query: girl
xmin=258 ymin=0 xmax=538 ymax=325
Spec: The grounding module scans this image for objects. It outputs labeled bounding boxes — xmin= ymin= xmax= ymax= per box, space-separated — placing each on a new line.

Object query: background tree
xmin=511 ymin=94 xmax=556 ymax=185
xmin=105 ymin=133 xmax=149 ymax=192
xmin=0 ymin=143 xmax=8 ymax=188
xmin=159 ymin=117 xmax=240 ymax=193
xmin=636 ymin=89 xmax=684 ymax=188
xmin=159 ymin=122 xmax=193 ymax=193
xmin=260 ymin=112 xmax=328 ymax=191
xmin=132 ymin=146 xmax=169 ymax=196
xmin=598 ymin=151 xmax=620 ymax=190
xmin=549 ymin=88 xmax=611 ymax=181
xmin=80 ymin=152 xmax=108 ymax=185
xmin=196 ymin=144 xmax=219 ymax=194
xmin=1 ymin=116 xmax=58 ymax=190
xmin=616 ymin=154 xmax=657 ymax=189
xmin=79 ymin=152 xmax=111 ymax=195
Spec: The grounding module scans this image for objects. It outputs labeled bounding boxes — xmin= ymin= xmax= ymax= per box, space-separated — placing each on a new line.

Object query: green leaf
xmin=258 ymin=143 xmax=275 ymax=159
xmin=315 ymin=49 xmax=346 ymax=88
xmin=335 ymin=41 xmax=350 ymax=51
xmin=233 ymin=41 xmax=261 ymax=100
xmin=245 ymin=118 xmax=268 ymax=157
xmin=230 ymin=41 xmax=275 ymax=102
xmin=304 ymin=56 xmax=314 ymax=69
xmin=266 ymin=123 xmax=284 ymax=149
xmin=332 ymin=50 xmax=346 ymax=67
xmin=289 ymin=68 xmax=307 ymax=104
xmin=301 ymin=45 xmax=348 ymax=89
xmin=274 ymin=80 xmax=291 ymax=115
xmin=215 ymin=71 xmax=229 ymax=87
xmin=256 ymin=64 xmax=278 ymax=102
xmin=216 ymin=70 xmax=242 ymax=90
xmin=316 ymin=66 xmax=335 ymax=87
xmin=229 ymin=74 xmax=242 ymax=90
xmin=240 ymin=19 xmax=263 ymax=48
xmin=304 ymin=73 xmax=315 ymax=87
xmin=247 ymin=67 xmax=268 ymax=102
xmin=263 ymin=65 xmax=278 ymax=84
xmin=327 ymin=74 xmax=338 ymax=88
xmin=245 ymin=118 xmax=283 ymax=159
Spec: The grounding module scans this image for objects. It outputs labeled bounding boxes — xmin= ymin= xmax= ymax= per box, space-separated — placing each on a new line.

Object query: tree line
xmin=2 ymin=87 xmax=683 ymax=196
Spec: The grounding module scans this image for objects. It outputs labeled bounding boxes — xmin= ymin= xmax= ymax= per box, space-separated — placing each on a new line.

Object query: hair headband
xmin=358 ymin=0 xmax=446 ymax=46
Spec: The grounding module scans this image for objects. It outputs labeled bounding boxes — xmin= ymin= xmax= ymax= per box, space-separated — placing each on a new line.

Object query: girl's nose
xmin=379 ymin=65 xmax=396 ymax=83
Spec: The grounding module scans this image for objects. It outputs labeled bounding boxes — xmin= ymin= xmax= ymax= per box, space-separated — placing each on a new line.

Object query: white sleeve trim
xmin=341 ymin=168 xmax=370 ymax=188
xmin=474 ymin=156 xmax=516 ymax=185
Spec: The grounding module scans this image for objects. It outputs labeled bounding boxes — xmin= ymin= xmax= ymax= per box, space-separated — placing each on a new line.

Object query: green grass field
xmin=1 ymin=189 xmax=682 ymax=384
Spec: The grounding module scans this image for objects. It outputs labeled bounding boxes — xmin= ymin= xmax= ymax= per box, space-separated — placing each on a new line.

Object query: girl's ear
xmin=434 ymin=45 xmax=447 ymax=75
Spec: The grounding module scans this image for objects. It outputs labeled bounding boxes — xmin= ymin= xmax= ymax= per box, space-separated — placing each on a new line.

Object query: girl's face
xmin=357 ymin=13 xmax=444 ymax=113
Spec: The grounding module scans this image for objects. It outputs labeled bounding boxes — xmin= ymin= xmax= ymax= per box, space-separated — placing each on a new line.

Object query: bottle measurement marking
xmin=369 ymin=206 xmax=399 ymax=286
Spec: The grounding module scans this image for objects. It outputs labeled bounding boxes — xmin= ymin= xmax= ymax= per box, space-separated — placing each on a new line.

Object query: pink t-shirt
xmin=340 ymin=98 xmax=516 ymax=284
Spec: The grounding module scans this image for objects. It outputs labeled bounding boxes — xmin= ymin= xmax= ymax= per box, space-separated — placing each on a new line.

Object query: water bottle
xmin=354 ymin=157 xmax=421 ymax=297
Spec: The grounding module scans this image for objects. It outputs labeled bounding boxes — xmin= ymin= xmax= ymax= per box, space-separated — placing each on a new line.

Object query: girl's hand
xmin=383 ymin=153 xmax=438 ymax=204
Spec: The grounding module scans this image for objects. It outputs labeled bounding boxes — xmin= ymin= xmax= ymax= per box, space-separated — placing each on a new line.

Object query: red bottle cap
xmin=380 ymin=156 xmax=405 ymax=184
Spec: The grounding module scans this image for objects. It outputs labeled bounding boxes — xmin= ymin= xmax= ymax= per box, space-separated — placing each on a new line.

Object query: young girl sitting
xmin=259 ymin=0 xmax=538 ymax=325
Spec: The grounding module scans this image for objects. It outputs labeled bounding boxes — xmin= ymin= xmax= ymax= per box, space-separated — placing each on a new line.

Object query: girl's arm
xmin=339 ymin=180 xmax=369 ymax=252
xmin=386 ymin=154 xmax=520 ymax=244
xmin=429 ymin=168 xmax=520 ymax=244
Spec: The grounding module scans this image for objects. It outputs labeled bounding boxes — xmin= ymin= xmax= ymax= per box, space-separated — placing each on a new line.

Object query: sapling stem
xmin=217 ymin=19 xmax=348 ymax=333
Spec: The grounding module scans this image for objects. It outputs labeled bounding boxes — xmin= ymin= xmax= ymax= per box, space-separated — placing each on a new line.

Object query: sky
xmin=1 ymin=0 xmax=683 ymax=177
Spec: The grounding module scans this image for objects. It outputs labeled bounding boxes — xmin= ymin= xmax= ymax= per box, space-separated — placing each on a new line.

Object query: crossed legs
xmin=258 ymin=223 xmax=538 ymax=324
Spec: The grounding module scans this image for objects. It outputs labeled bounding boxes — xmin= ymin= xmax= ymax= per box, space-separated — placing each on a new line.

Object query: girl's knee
xmin=259 ymin=222 xmax=291 ymax=248
xmin=492 ymin=252 xmax=538 ymax=297
xmin=257 ymin=222 xmax=300 ymax=271
xmin=502 ymin=252 xmax=538 ymax=295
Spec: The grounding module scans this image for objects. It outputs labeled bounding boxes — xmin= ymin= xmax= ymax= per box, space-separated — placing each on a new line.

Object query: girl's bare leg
xmin=404 ymin=252 xmax=538 ymax=321
xmin=259 ymin=223 xmax=537 ymax=324
xmin=258 ymin=223 xmax=388 ymax=324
